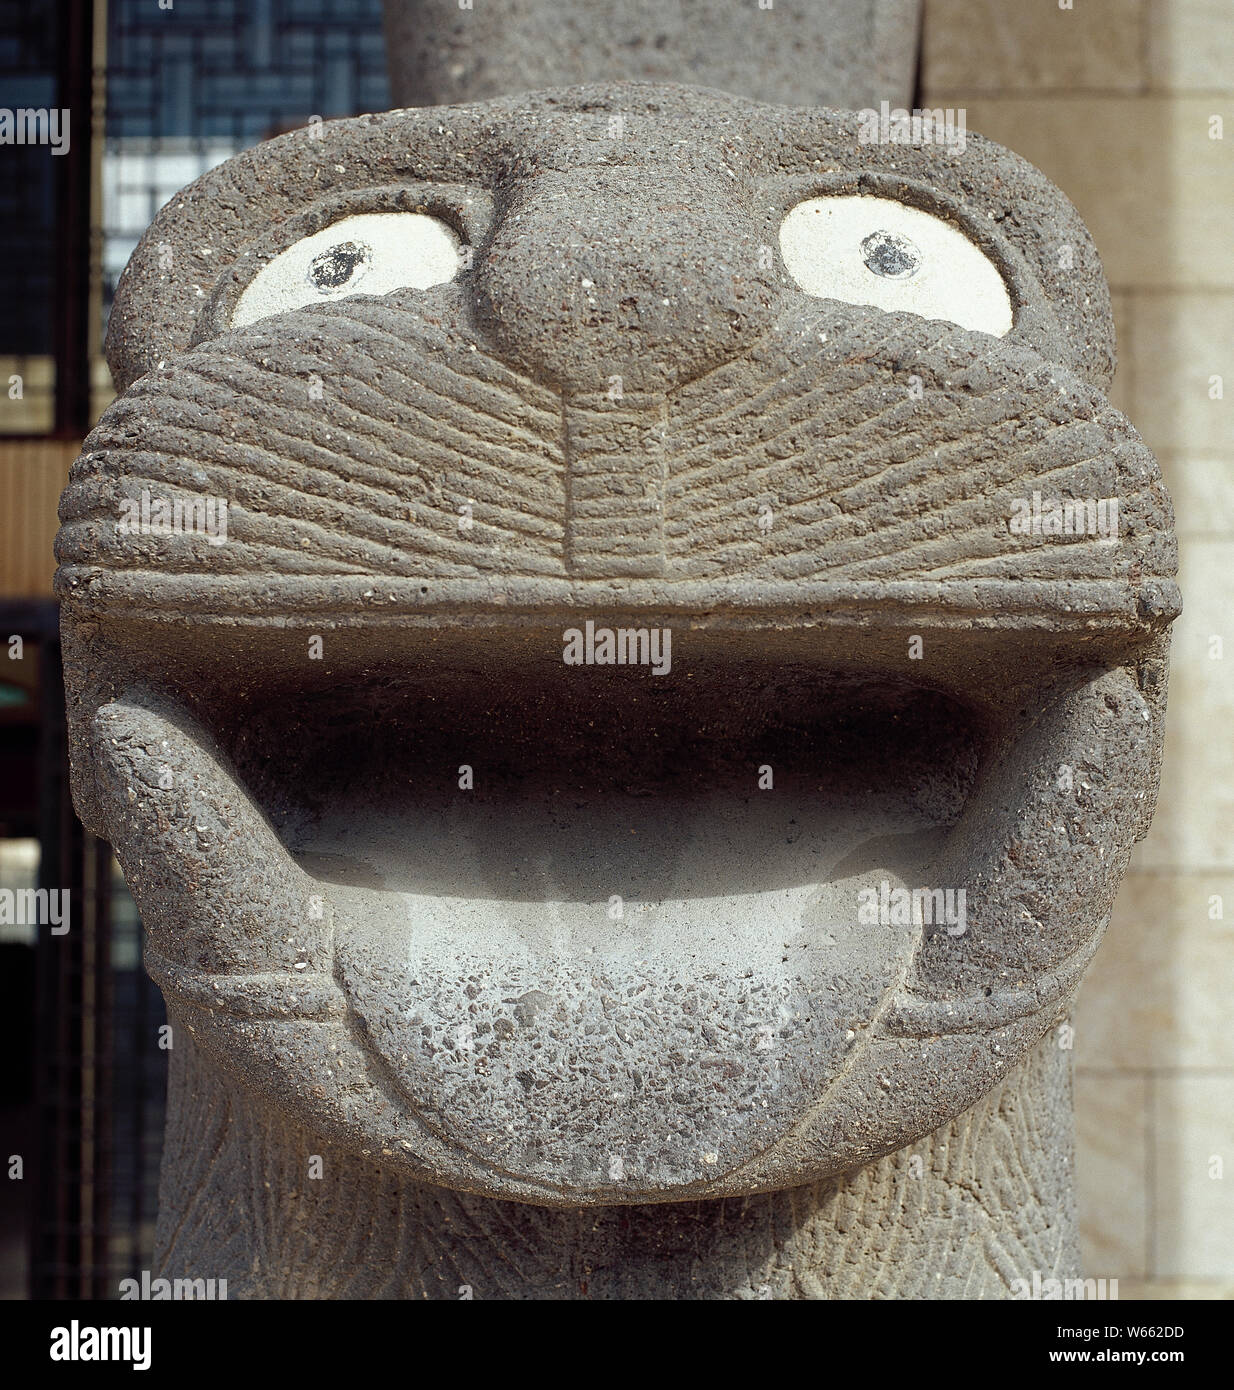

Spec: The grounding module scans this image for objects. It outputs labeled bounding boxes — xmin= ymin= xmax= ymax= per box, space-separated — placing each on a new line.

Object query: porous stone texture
xmin=384 ymin=0 xmax=922 ymax=111
xmin=158 ymin=1025 xmax=1078 ymax=1298
xmin=55 ymin=81 xmax=1177 ymax=1296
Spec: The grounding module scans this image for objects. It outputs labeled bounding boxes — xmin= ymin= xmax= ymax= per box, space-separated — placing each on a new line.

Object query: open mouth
xmin=81 ymin=611 xmax=1161 ymax=1199
xmin=269 ymin=653 xmax=982 ymax=1188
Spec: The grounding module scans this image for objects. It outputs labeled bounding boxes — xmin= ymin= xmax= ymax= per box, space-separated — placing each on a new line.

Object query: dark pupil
xmin=860 ymin=230 xmax=921 ymax=279
xmin=309 ymin=241 xmax=370 ymax=291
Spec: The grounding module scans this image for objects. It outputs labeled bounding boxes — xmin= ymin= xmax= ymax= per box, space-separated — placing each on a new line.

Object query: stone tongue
xmin=309 ymin=790 xmax=925 ymax=1193
xmin=331 ymin=874 xmax=918 ymax=1194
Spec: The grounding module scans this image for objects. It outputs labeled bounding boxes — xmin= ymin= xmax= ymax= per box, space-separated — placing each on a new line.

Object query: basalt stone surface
xmin=156 ymin=1022 xmax=1078 ymax=1298
xmin=56 ymin=82 xmax=1178 ymax=1296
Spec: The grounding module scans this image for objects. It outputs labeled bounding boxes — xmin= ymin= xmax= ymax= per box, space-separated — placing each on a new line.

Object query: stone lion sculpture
xmin=56 ymin=82 xmax=1176 ymax=1297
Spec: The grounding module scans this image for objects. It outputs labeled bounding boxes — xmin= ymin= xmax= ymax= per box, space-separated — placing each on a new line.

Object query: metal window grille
xmin=12 ymin=0 xmax=388 ymax=1299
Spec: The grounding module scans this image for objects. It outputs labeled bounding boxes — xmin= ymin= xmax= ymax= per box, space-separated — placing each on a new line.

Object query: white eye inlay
xmin=779 ymin=195 xmax=1013 ymax=337
xmin=233 ymin=212 xmax=464 ymax=328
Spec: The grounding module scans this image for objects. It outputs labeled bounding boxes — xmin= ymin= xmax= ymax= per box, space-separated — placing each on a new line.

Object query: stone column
xmin=384 ymin=0 xmax=922 ymax=110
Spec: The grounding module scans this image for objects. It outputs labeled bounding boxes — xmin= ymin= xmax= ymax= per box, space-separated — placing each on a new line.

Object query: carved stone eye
xmin=233 ymin=212 xmax=464 ymax=328
xmin=779 ymin=195 xmax=1013 ymax=336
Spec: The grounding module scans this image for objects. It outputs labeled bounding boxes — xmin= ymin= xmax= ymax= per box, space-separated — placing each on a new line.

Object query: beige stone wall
xmin=0 ymin=357 xmax=109 ymax=598
xmin=0 ymin=440 xmax=79 ymax=598
xmin=924 ymin=0 xmax=1233 ymax=1300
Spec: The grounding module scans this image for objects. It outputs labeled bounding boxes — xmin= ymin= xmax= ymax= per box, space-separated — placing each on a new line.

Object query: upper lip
xmin=57 ymin=289 xmax=1177 ymax=625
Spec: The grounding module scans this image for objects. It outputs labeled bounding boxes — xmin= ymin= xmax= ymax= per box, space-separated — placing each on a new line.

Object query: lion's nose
xmin=475 ymin=167 xmax=779 ymax=394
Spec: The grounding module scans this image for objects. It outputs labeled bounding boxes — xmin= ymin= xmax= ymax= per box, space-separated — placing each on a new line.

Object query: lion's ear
xmin=947 ymin=137 xmax=1117 ymax=394
xmin=103 ymin=139 xmax=293 ymax=391
xmin=779 ymin=109 xmax=1117 ymax=394
xmin=104 ymin=110 xmax=468 ymax=390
